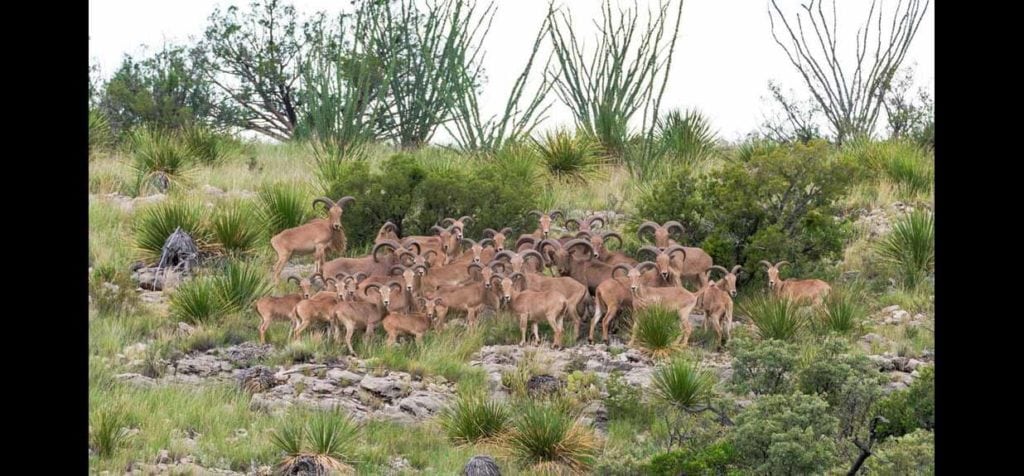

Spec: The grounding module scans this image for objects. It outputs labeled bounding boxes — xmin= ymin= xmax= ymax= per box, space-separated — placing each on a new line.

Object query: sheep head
xmin=528 ymin=210 xmax=563 ymax=237
xmin=313 ymin=196 xmax=355 ymax=231
xmin=375 ymin=221 xmax=399 ymax=243
xmin=364 ymin=281 xmax=402 ymax=308
xmin=709 ymin=265 xmax=741 ymax=297
xmin=286 ymin=275 xmax=314 ymax=299
xmin=759 ymin=260 xmax=790 ymax=290
xmin=483 ymin=227 xmax=514 ymax=251
xmin=639 ymin=245 xmax=686 ymax=282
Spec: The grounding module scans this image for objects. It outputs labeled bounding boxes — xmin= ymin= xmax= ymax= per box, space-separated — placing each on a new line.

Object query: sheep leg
xmin=519 ymin=314 xmax=528 ymax=346
xmin=258 ymin=318 xmax=270 ymax=345
xmin=292 ymin=319 xmax=310 ymax=342
xmin=602 ymin=303 xmax=620 ymax=346
xmin=344 ymin=323 xmax=357 ymax=355
xmin=675 ymin=300 xmax=697 ymax=347
xmin=551 ymin=310 xmax=564 ymax=350
xmin=386 ymin=330 xmax=397 ymax=347
xmin=415 ymin=332 xmax=424 ymax=345
xmin=271 ymin=243 xmax=291 ymax=286
xmin=708 ymin=310 xmax=723 ymax=350
xmin=532 ymin=322 xmax=540 ymax=346
xmin=467 ymin=307 xmax=479 ymax=327
xmin=588 ymin=292 xmax=603 ymax=344
xmin=314 ymin=243 xmax=327 ymax=274
xmin=724 ymin=302 xmax=734 ymax=345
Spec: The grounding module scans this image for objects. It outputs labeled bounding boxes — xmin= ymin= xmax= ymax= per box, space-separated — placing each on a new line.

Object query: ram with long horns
xmin=637 ymin=220 xmax=714 ymax=290
xmin=269 ymin=196 xmax=355 ymax=285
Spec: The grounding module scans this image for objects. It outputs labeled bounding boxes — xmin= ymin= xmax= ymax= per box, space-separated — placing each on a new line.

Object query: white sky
xmin=89 ymin=0 xmax=934 ymax=144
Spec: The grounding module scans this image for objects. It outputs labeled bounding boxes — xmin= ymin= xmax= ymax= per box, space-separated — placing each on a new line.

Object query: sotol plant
xmin=877 ymin=210 xmax=934 ymax=289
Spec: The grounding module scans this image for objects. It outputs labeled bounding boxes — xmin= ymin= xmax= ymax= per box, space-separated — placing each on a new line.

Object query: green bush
xmin=875 ymin=366 xmax=934 ymax=440
xmin=89 ymin=109 xmax=114 ymax=156
xmin=631 ymin=306 xmax=683 ymax=357
xmin=797 ymin=338 xmax=884 ymax=443
xmin=814 ymin=284 xmax=868 ymax=335
xmin=729 ymin=338 xmax=799 ymax=396
xmin=642 ymin=440 xmax=737 ymax=476
xmin=657 ymin=109 xmax=718 ymax=167
xmin=129 ymin=126 xmax=194 ymax=194
xmin=133 ymin=201 xmax=210 ymax=262
xmin=651 ymin=358 xmax=716 ymax=410
xmin=440 ymin=397 xmax=512 ymax=445
xmin=731 ymin=393 xmax=839 ymax=475
xmin=533 ymin=128 xmax=607 ymax=183
xmin=506 ymin=400 xmax=599 ymax=473
xmin=210 ymin=201 xmax=262 ymax=256
xmin=89 ymin=408 xmax=134 ymax=458
xmin=863 ymin=429 xmax=934 ymax=475
xmin=214 ymin=261 xmax=270 ymax=314
xmin=634 ymin=139 xmax=855 ymax=278
xmin=270 ymin=408 xmax=360 ymax=474
xmin=876 ymin=210 xmax=934 ymax=289
xmin=169 ymin=276 xmax=226 ymax=324
xmin=183 ymin=125 xmax=239 ymax=165
xmin=257 ymin=183 xmax=311 ymax=238
xmin=739 ymin=293 xmax=808 ymax=342
xmin=604 ymin=371 xmax=653 ymax=425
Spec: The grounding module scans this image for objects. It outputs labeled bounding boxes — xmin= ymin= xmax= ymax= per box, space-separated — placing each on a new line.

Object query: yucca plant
xmin=183 ymin=124 xmax=237 ymax=166
xmin=884 ymin=148 xmax=933 ymax=198
xmin=214 ymin=261 xmax=270 ymax=314
xmin=89 ymin=109 xmax=114 ymax=157
xmin=133 ymin=201 xmax=210 ymax=262
xmin=815 ymin=285 xmax=868 ymax=335
xmin=258 ymin=183 xmax=311 ymax=237
xmin=631 ymin=306 xmax=683 ymax=358
xmin=441 ymin=397 xmax=512 ymax=445
xmin=877 ymin=210 xmax=934 ymax=289
xmin=505 ymin=401 xmax=599 ymax=473
xmin=169 ymin=276 xmax=226 ymax=324
xmin=533 ymin=129 xmax=607 ymax=183
xmin=739 ymin=293 xmax=808 ymax=342
xmin=210 ymin=202 xmax=262 ymax=256
xmin=129 ymin=126 xmax=193 ymax=193
xmin=89 ymin=409 xmax=134 ymax=458
xmin=651 ymin=358 xmax=715 ymax=410
xmin=658 ymin=109 xmax=718 ymax=167
xmin=271 ymin=410 xmax=360 ymax=475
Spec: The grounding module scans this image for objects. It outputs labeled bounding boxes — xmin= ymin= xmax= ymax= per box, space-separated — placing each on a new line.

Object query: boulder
xmin=360 ymin=375 xmax=409 ymax=400
xmin=463 ymin=456 xmax=501 ymax=476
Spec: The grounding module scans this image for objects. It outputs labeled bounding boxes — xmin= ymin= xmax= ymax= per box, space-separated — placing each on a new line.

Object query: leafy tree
xmin=732 ymin=393 xmax=839 ymax=475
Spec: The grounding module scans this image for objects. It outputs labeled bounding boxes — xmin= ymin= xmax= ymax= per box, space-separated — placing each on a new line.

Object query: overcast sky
xmin=89 ymin=0 xmax=934 ymax=143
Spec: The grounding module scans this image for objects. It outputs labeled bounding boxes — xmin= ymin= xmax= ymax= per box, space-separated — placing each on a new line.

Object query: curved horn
xmin=333 ymin=272 xmax=350 ymax=281
xmin=363 ymin=283 xmax=381 ymax=296
xmin=708 ymin=265 xmax=730 ymax=277
xmin=493 ymin=250 xmax=517 ymax=262
xmin=389 ymin=265 xmax=406 ymax=276
xmin=663 ymin=221 xmax=686 ymax=237
xmin=353 ymin=272 xmax=368 ymax=283
xmin=431 ymin=225 xmax=448 ymax=235
xmin=563 ymin=238 xmax=594 ymax=255
xmin=482 ymin=228 xmax=498 ymax=238
xmin=515 ymin=235 xmax=537 ymax=249
xmin=466 ymin=263 xmax=482 ymax=273
xmin=548 ymin=210 xmax=564 ymax=220
xmin=336 ymin=196 xmax=355 ymax=208
xmin=731 ymin=265 xmax=743 ymax=275
xmin=759 ymin=260 xmax=774 ymax=269
xmin=520 ymin=250 xmax=545 ymax=266
xmin=488 ymin=260 xmax=507 ymax=273
xmin=601 ymin=231 xmax=623 ymax=249
xmin=575 ymin=231 xmax=593 ymax=239
xmin=286 ymin=275 xmax=301 ymax=285
xmin=372 ymin=240 xmax=400 ymax=262
xmin=527 ymin=210 xmax=543 ymax=218
xmin=479 ymin=238 xmax=495 ymax=247
xmin=310 ymin=272 xmax=325 ymax=284
xmin=638 ymin=245 xmax=663 ymax=259
xmin=312 ymin=197 xmax=335 ymax=210
xmin=637 ymin=221 xmax=660 ymax=240
xmin=386 ymin=280 xmax=403 ymax=292
xmin=402 ymin=239 xmax=422 ymax=255
xmin=664 ymin=244 xmax=688 ymax=261
xmin=587 ymin=215 xmax=605 ymax=229
xmin=422 ymin=250 xmax=438 ymax=260
xmin=564 ymin=218 xmax=581 ymax=230
xmin=612 ymin=264 xmax=632 ymax=278
xmin=323 ymin=277 xmax=337 ymax=287
xmin=441 ymin=218 xmax=456 ymax=226
xmin=459 ymin=215 xmax=474 ymax=224
xmin=500 ymin=227 xmax=513 ymax=236
xmin=775 ymin=261 xmax=791 ymax=269
xmin=489 ymin=275 xmax=504 ymax=288
xmin=538 ymin=239 xmax=561 ymax=254
xmin=460 ymin=238 xmax=477 ymax=250
xmin=636 ymin=261 xmax=658 ymax=272
xmin=380 ymin=221 xmax=397 ymax=232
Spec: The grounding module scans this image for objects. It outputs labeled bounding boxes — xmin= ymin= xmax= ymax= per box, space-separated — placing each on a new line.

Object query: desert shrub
xmin=651 ymin=358 xmax=716 ymax=410
xmin=874 ymin=365 xmax=934 ymax=440
xmin=604 ymin=371 xmax=653 ymax=425
xmin=814 ymin=284 xmax=868 ymax=335
xmin=642 ymin=440 xmax=737 ymax=476
xmin=214 ymin=261 xmax=270 ymax=314
xmin=133 ymin=200 xmax=210 ymax=262
xmin=89 ymin=109 xmax=114 ymax=156
xmin=505 ymin=400 xmax=599 ymax=473
xmin=89 ymin=408 xmax=135 ymax=458
xmin=210 ymin=201 xmax=262 ymax=256
xmin=257 ymin=183 xmax=311 ymax=238
xmin=739 ymin=293 xmax=808 ymax=342
xmin=271 ymin=408 xmax=360 ymax=475
xmin=657 ymin=109 xmax=718 ymax=167
xmin=876 ymin=210 xmax=934 ymax=289
xmin=634 ymin=139 xmax=855 ymax=279
xmin=862 ymin=429 xmax=934 ymax=475
xmin=440 ymin=397 xmax=512 ymax=445
xmin=533 ymin=128 xmax=607 ymax=183
xmin=797 ymin=338 xmax=884 ymax=443
xmin=129 ymin=126 xmax=194 ymax=193
xmin=731 ymin=393 xmax=839 ymax=475
xmin=169 ymin=276 xmax=226 ymax=324
xmin=730 ymin=338 xmax=799 ymax=396
xmin=183 ymin=124 xmax=239 ymax=165
xmin=631 ymin=306 xmax=683 ymax=358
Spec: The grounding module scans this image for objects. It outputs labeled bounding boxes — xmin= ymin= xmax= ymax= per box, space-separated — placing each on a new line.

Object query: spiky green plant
xmin=505 ymin=401 xmax=599 ymax=473
xmin=815 ymin=285 xmax=868 ymax=335
xmin=129 ymin=126 xmax=193 ymax=193
xmin=658 ymin=109 xmax=718 ymax=167
xmin=183 ymin=125 xmax=237 ymax=165
xmin=258 ymin=183 xmax=311 ymax=237
xmin=214 ymin=261 xmax=270 ymax=314
xmin=90 ymin=409 xmax=134 ymax=458
xmin=169 ymin=276 xmax=226 ymax=324
xmin=739 ymin=293 xmax=808 ymax=342
xmin=89 ymin=109 xmax=114 ymax=157
xmin=210 ymin=202 xmax=262 ymax=256
xmin=884 ymin=151 xmax=933 ymax=198
xmin=651 ymin=358 xmax=716 ymax=410
xmin=133 ymin=201 xmax=210 ymax=262
xmin=876 ymin=211 xmax=934 ymax=289
xmin=631 ymin=306 xmax=682 ymax=358
xmin=533 ymin=129 xmax=607 ymax=182
xmin=441 ymin=397 xmax=512 ymax=445
xmin=271 ymin=409 xmax=360 ymax=475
